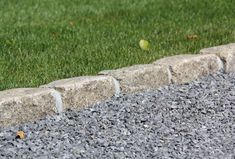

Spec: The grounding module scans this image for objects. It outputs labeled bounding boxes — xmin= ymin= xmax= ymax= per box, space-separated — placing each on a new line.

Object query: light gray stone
xmin=41 ymin=76 xmax=117 ymax=110
xmin=98 ymin=64 xmax=170 ymax=94
xmin=0 ymin=88 xmax=58 ymax=127
xmin=153 ymin=54 xmax=223 ymax=84
xmin=200 ymin=43 xmax=235 ymax=72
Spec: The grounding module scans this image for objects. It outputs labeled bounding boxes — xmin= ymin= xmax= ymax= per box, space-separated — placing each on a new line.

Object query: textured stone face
xmin=0 ymin=88 xmax=57 ymax=127
xmin=153 ymin=54 xmax=223 ymax=84
xmin=200 ymin=43 xmax=235 ymax=73
xmin=99 ymin=64 xmax=170 ymax=94
xmin=41 ymin=76 xmax=117 ymax=110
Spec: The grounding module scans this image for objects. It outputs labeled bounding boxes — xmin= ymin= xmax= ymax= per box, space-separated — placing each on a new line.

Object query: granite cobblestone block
xmin=153 ymin=54 xmax=223 ymax=84
xmin=0 ymin=88 xmax=59 ymax=127
xmin=99 ymin=64 xmax=170 ymax=94
xmin=41 ymin=76 xmax=118 ymax=110
xmin=200 ymin=43 xmax=235 ymax=73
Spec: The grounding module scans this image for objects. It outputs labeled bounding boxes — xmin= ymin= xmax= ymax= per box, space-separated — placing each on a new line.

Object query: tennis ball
xmin=139 ymin=39 xmax=150 ymax=51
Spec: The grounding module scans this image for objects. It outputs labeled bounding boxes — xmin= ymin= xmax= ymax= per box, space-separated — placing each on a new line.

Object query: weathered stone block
xmin=200 ymin=43 xmax=235 ymax=72
xmin=99 ymin=64 xmax=170 ymax=94
xmin=153 ymin=54 xmax=223 ymax=84
xmin=41 ymin=76 xmax=117 ymax=109
xmin=0 ymin=88 xmax=58 ymax=127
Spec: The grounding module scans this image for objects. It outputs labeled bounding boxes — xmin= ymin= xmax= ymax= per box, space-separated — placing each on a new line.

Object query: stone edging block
xmin=98 ymin=64 xmax=170 ymax=94
xmin=153 ymin=54 xmax=223 ymax=84
xmin=41 ymin=76 xmax=119 ymax=110
xmin=0 ymin=43 xmax=234 ymax=127
xmin=200 ymin=43 xmax=235 ymax=72
xmin=0 ymin=88 xmax=62 ymax=127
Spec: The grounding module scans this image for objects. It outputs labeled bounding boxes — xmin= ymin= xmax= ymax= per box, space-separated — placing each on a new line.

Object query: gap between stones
xmin=50 ymin=90 xmax=63 ymax=114
xmin=111 ymin=77 xmax=121 ymax=96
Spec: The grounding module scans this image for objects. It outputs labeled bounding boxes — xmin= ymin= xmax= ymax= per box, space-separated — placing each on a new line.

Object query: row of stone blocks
xmin=0 ymin=43 xmax=235 ymax=127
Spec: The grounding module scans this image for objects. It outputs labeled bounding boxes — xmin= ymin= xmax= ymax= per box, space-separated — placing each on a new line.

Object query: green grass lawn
xmin=0 ymin=0 xmax=235 ymax=91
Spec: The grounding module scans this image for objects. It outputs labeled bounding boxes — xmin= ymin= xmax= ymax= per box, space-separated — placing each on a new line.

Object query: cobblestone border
xmin=1 ymin=43 xmax=235 ymax=127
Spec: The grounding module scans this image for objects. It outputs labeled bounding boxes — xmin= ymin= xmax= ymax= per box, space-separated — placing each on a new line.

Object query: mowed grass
xmin=0 ymin=0 xmax=235 ymax=90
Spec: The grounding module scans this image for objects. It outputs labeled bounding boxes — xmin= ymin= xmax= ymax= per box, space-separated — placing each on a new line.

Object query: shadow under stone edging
xmin=0 ymin=43 xmax=235 ymax=128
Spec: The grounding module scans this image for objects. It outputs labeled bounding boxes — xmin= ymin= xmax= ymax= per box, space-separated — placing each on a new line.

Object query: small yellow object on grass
xmin=139 ymin=39 xmax=150 ymax=51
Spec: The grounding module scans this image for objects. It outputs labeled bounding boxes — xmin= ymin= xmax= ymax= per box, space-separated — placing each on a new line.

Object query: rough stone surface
xmin=153 ymin=54 xmax=223 ymax=84
xmin=0 ymin=88 xmax=57 ymax=127
xmin=41 ymin=76 xmax=116 ymax=110
xmin=200 ymin=43 xmax=235 ymax=73
xmin=98 ymin=64 xmax=170 ymax=94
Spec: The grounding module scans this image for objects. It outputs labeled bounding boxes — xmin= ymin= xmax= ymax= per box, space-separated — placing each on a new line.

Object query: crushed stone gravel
xmin=0 ymin=71 xmax=234 ymax=159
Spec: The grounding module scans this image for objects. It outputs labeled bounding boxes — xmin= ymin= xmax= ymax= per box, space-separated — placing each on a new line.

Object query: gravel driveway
xmin=0 ymin=71 xmax=234 ymax=159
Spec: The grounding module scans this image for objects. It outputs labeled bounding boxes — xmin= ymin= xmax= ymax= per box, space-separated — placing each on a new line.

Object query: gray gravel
xmin=0 ymin=71 xmax=235 ymax=159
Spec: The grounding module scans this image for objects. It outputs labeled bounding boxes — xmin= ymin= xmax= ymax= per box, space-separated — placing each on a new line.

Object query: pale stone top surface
xmin=200 ymin=43 xmax=235 ymax=54
xmin=41 ymin=75 xmax=113 ymax=88
xmin=153 ymin=54 xmax=220 ymax=66
xmin=99 ymin=64 xmax=165 ymax=75
xmin=0 ymin=88 xmax=53 ymax=102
